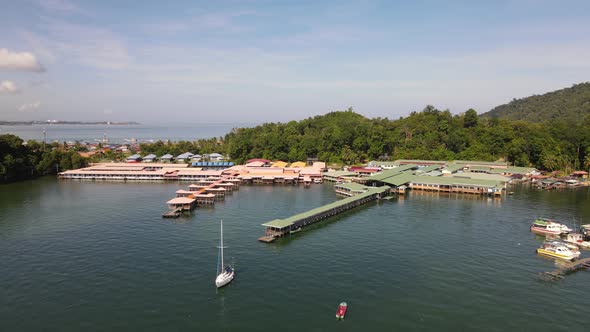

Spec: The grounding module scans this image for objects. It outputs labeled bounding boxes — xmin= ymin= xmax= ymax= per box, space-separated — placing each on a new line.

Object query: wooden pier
xmin=539 ymin=257 xmax=590 ymax=281
xmin=162 ymin=207 xmax=182 ymax=218
xmin=258 ymin=186 xmax=390 ymax=242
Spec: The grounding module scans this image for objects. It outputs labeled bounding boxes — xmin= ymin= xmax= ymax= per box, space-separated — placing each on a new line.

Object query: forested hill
xmin=224 ymin=107 xmax=590 ymax=172
xmin=481 ymin=82 xmax=590 ymax=123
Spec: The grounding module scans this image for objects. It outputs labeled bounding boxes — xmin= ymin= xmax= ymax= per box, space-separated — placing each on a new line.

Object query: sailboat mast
xmin=220 ymin=220 xmax=224 ymax=268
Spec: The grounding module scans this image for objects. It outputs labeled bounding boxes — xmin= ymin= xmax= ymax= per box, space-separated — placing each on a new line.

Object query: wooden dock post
xmin=539 ymin=257 xmax=590 ymax=281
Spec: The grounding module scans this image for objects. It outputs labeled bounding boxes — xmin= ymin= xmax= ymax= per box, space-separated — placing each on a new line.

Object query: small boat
xmin=563 ymin=233 xmax=590 ymax=249
xmin=290 ymin=227 xmax=302 ymax=234
xmin=530 ymin=218 xmax=571 ymax=236
xmin=335 ymin=302 xmax=348 ymax=320
xmin=581 ymin=224 xmax=590 ymax=240
xmin=536 ymin=241 xmax=580 ymax=261
xmin=215 ymin=220 xmax=235 ymax=288
xmin=313 ymin=178 xmax=323 ymax=184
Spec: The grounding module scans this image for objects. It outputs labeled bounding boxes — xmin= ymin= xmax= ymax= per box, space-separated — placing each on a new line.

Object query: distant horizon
xmin=2 ymin=1 xmax=589 ymax=122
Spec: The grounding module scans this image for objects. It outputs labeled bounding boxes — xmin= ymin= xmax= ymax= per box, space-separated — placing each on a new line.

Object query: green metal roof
xmin=488 ymin=166 xmax=536 ymax=174
xmin=335 ymin=182 xmax=371 ymax=191
xmin=468 ymin=166 xmax=492 ymax=171
xmin=368 ymin=164 xmax=417 ymax=181
xmin=453 ymin=160 xmax=509 ymax=166
xmin=324 ymin=171 xmax=357 ymax=177
xmin=411 ymin=175 xmax=502 ymax=187
xmin=262 ymin=186 xmax=390 ymax=229
xmin=443 ymin=164 xmax=465 ymax=172
xmin=378 ymin=173 xmax=416 ymax=186
xmin=415 ymin=165 xmax=442 ymax=173
xmin=394 ymin=159 xmax=447 ymax=165
xmin=367 ymin=161 xmax=399 ymax=166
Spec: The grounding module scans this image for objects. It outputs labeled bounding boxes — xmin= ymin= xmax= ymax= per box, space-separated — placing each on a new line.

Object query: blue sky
xmin=1 ymin=0 xmax=589 ymax=123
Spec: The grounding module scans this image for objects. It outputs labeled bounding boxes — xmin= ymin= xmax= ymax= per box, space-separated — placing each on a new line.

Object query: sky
xmin=1 ymin=0 xmax=590 ymax=124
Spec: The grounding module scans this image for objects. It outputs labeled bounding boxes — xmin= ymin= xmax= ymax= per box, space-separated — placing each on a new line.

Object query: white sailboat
xmin=215 ymin=220 xmax=234 ymax=288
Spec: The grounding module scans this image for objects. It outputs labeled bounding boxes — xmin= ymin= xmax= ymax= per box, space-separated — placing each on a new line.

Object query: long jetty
xmin=539 ymin=257 xmax=590 ymax=281
xmin=258 ymin=186 xmax=391 ymax=242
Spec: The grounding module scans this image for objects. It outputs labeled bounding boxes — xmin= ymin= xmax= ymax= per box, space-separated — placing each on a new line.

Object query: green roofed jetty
xmin=258 ymin=186 xmax=390 ymax=242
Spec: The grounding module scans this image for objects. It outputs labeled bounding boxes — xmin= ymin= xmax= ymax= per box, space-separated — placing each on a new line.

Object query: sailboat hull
xmin=215 ymin=270 xmax=235 ymax=288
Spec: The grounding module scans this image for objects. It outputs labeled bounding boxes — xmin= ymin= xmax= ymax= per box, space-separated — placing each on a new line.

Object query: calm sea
xmin=0 ymin=123 xmax=257 ymax=143
xmin=1 ymin=178 xmax=589 ymax=331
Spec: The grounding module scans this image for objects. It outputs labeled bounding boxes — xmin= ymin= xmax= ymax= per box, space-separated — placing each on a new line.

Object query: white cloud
xmin=0 ymin=48 xmax=45 ymax=72
xmin=0 ymin=81 xmax=20 ymax=94
xmin=19 ymin=102 xmax=41 ymax=112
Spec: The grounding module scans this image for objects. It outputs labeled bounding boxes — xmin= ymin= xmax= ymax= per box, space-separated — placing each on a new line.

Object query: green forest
xmin=0 ymin=134 xmax=87 ymax=183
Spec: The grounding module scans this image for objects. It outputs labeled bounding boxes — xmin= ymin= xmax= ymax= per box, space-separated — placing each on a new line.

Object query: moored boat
xmin=336 ymin=302 xmax=348 ymax=320
xmin=530 ymin=218 xmax=571 ymax=236
xmin=215 ymin=220 xmax=235 ymax=288
xmin=564 ymin=233 xmax=590 ymax=249
xmin=536 ymin=241 xmax=580 ymax=261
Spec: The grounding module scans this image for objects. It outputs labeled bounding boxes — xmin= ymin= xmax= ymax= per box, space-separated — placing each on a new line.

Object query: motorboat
xmin=215 ymin=220 xmax=235 ymax=288
xmin=313 ymin=178 xmax=323 ymax=184
xmin=536 ymin=241 xmax=580 ymax=261
xmin=563 ymin=233 xmax=590 ymax=249
xmin=530 ymin=218 xmax=571 ymax=236
xmin=336 ymin=302 xmax=348 ymax=320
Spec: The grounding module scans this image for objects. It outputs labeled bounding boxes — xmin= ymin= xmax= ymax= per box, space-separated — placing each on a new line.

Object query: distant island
xmin=0 ymin=120 xmax=140 ymax=125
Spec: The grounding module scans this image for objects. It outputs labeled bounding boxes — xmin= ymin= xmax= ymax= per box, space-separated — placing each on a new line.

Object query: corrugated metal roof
xmin=453 ymin=160 xmax=508 ymax=166
xmin=379 ymin=173 xmax=415 ymax=186
xmin=334 ymin=183 xmax=371 ymax=191
xmin=489 ymin=166 xmax=536 ymax=174
xmin=261 ymin=187 xmax=390 ymax=229
xmin=415 ymin=165 xmax=442 ymax=173
xmin=368 ymin=164 xmax=417 ymax=181
xmin=324 ymin=171 xmax=356 ymax=177
xmin=411 ymin=176 xmax=502 ymax=187
xmin=443 ymin=164 xmax=464 ymax=172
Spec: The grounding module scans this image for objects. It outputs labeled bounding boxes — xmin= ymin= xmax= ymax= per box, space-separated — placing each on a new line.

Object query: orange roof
xmin=290 ymin=161 xmax=306 ymax=168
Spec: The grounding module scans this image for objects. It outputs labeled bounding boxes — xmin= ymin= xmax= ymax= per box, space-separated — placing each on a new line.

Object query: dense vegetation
xmin=0 ymin=134 xmax=87 ymax=183
xmin=482 ymin=82 xmax=590 ymax=123
xmin=224 ymin=107 xmax=590 ymax=172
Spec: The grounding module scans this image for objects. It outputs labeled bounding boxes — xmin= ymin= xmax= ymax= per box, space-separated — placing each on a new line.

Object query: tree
xmin=464 ymin=109 xmax=478 ymax=128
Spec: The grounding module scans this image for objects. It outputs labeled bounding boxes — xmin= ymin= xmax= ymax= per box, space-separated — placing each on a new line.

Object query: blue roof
xmin=160 ymin=154 xmax=173 ymax=159
xmin=126 ymin=154 xmax=141 ymax=160
xmin=143 ymin=154 xmax=156 ymax=159
xmin=191 ymin=161 xmax=234 ymax=167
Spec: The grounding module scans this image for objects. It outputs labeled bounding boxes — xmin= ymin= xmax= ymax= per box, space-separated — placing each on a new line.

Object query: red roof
xmin=571 ymin=171 xmax=589 ymax=175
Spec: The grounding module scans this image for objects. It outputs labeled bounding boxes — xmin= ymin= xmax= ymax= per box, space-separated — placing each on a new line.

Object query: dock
xmin=539 ymin=257 xmax=590 ymax=281
xmin=162 ymin=208 xmax=182 ymax=218
xmin=258 ymin=186 xmax=390 ymax=242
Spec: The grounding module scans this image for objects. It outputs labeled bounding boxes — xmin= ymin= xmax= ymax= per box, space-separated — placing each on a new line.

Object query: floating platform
xmin=259 ymin=186 xmax=390 ymax=242
xmin=162 ymin=208 xmax=182 ymax=218
xmin=539 ymin=257 xmax=590 ymax=281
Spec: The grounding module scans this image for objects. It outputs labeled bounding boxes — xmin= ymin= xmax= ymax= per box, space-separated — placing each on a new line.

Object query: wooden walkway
xmin=258 ymin=186 xmax=391 ymax=242
xmin=162 ymin=208 xmax=182 ymax=218
xmin=539 ymin=257 xmax=590 ymax=281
